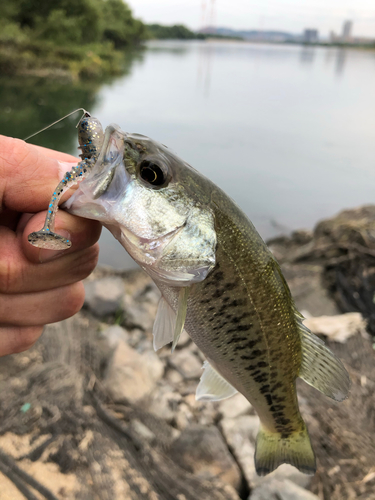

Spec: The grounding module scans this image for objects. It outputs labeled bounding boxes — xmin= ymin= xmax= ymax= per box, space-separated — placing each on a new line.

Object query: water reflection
xmin=335 ymin=49 xmax=348 ymax=76
xmin=0 ymin=77 xmax=99 ymax=153
xmin=197 ymin=43 xmax=214 ymax=98
xmin=1 ymin=41 xmax=374 ymax=270
xmin=0 ymin=50 xmax=143 ymax=155
xmin=300 ymin=47 xmax=316 ymax=65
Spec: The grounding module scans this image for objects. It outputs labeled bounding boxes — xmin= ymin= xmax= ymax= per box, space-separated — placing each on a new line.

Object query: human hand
xmin=0 ymin=136 xmax=101 ymax=356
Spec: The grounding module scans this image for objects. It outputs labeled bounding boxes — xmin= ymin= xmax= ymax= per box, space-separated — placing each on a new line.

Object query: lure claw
xmin=28 ymin=230 xmax=72 ymax=250
xmin=27 ymin=112 xmax=104 ymax=252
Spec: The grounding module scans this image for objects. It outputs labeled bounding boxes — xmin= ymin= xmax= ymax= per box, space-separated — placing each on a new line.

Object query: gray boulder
xmin=169 ymin=425 xmax=242 ymax=491
xmin=249 ymin=479 xmax=319 ymax=500
xmin=84 ymin=277 xmax=124 ymax=317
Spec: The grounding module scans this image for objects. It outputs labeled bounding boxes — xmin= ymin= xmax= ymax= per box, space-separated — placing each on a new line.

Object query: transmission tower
xmin=201 ymin=0 xmax=217 ymax=31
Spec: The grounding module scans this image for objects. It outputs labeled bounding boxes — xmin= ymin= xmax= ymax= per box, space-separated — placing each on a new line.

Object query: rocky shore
xmin=0 ymin=205 xmax=375 ymax=500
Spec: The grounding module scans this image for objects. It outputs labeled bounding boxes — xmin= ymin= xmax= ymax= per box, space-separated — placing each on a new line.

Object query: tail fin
xmin=255 ymin=424 xmax=316 ymax=476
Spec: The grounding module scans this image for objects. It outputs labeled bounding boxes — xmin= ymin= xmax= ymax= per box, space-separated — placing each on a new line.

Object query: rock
xmin=84 ymin=277 xmax=124 ymax=317
xmin=281 ymin=263 xmax=340 ymax=316
xmin=140 ymin=350 xmax=165 ymax=381
xmin=130 ymin=419 xmax=156 ymax=442
xmin=174 ymin=403 xmax=194 ymax=429
xmin=145 ymin=384 xmax=182 ymax=422
xmin=176 ymin=329 xmax=191 ymax=348
xmin=169 ymin=425 xmax=242 ymax=491
xmin=219 ymin=393 xmax=252 ymax=419
xmin=123 ymin=285 xmax=159 ymax=332
xmin=220 ymin=417 xmax=310 ymax=490
xmin=182 ymin=393 xmax=219 ymax=427
xmin=165 ymin=368 xmax=184 ymax=385
xmin=303 ymin=312 xmax=368 ymax=343
xmin=103 ymin=341 xmax=164 ymax=403
xmin=169 ymin=349 xmax=203 ymax=379
xmin=126 ymin=328 xmax=144 ymax=349
xmin=220 ymin=416 xmax=258 ymax=487
xmin=249 ymin=479 xmax=319 ymax=500
xmin=101 ymin=325 xmax=129 ymax=349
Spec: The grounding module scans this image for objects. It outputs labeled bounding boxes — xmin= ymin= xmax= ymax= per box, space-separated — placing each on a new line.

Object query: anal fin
xmin=196 ymin=361 xmax=238 ymax=401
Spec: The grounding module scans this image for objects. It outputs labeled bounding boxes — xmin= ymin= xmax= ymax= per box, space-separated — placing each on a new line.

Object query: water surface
xmin=2 ymin=41 xmax=375 ymax=269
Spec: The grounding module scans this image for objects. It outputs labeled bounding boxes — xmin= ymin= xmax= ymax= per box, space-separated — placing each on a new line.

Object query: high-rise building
xmin=342 ymin=20 xmax=353 ymax=42
xmin=303 ymin=29 xmax=319 ymax=44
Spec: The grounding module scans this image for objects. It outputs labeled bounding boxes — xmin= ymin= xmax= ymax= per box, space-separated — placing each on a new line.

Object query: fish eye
xmin=139 ymin=160 xmax=167 ymax=187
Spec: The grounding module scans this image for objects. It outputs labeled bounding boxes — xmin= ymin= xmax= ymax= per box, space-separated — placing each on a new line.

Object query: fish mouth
xmin=63 ymin=124 xmax=129 ymax=221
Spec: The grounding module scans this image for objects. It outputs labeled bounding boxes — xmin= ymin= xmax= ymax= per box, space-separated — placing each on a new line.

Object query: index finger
xmin=0 ymin=135 xmax=78 ymax=213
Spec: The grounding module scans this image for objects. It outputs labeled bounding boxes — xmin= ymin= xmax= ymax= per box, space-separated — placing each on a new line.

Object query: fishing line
xmin=23 ymin=108 xmax=89 ymax=141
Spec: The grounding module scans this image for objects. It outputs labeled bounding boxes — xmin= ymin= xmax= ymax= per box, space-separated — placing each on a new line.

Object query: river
xmin=1 ymin=40 xmax=375 ymax=269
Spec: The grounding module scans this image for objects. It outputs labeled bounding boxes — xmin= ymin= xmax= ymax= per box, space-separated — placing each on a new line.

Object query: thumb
xmin=0 ymin=135 xmax=78 ymax=213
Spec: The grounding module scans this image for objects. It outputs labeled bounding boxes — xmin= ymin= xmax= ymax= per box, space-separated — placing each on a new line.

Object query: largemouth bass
xmin=29 ymin=117 xmax=350 ymax=475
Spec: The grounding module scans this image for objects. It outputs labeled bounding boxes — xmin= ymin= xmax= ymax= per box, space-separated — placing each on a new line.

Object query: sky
xmin=128 ymin=0 xmax=375 ymax=38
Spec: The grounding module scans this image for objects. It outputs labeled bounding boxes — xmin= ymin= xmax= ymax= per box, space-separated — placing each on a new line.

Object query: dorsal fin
xmin=297 ymin=315 xmax=350 ymax=401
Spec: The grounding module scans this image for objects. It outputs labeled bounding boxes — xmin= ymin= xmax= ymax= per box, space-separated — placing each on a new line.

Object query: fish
xmin=29 ymin=116 xmax=350 ymax=476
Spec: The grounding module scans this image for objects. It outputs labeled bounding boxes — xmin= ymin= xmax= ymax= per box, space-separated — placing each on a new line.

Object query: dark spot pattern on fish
xmin=213 ymin=288 xmax=225 ymax=299
xmin=228 ymin=299 xmax=247 ymax=308
xmin=231 ymin=312 xmax=251 ymax=323
xmin=246 ymin=339 xmax=260 ymax=349
xmin=226 ymin=336 xmax=248 ymax=344
xmin=270 ymin=405 xmax=285 ymax=412
xmin=226 ymin=325 xmax=253 ymax=333
xmin=264 ymin=393 xmax=273 ymax=405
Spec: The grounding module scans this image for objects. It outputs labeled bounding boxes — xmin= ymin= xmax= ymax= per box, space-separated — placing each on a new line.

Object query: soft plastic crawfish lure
xmin=28 ymin=112 xmax=104 ymax=250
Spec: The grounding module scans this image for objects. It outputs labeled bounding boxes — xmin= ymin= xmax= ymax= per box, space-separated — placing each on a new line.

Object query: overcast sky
xmin=128 ymin=0 xmax=375 ymax=38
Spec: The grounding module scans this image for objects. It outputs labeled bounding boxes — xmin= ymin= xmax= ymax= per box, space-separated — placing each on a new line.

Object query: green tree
xmin=101 ymin=0 xmax=146 ymax=48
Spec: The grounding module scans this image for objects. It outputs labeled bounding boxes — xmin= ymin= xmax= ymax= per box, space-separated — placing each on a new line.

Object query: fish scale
xmin=159 ymin=233 xmax=304 ymax=439
xmin=32 ymin=116 xmax=350 ymax=476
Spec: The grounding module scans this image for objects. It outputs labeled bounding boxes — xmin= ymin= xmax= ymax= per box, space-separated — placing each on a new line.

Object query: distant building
xmin=329 ymin=30 xmax=337 ymax=43
xmin=303 ymin=29 xmax=319 ymax=44
xmin=342 ymin=20 xmax=353 ymax=42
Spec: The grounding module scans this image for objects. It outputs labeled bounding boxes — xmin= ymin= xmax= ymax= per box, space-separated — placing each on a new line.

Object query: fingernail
xmin=39 ymin=229 xmax=71 ymax=263
xmin=58 ymin=161 xmax=78 ymax=181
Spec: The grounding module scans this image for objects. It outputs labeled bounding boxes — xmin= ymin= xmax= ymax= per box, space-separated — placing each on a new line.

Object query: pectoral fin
xmin=172 ymin=287 xmax=189 ymax=353
xmin=153 ymin=297 xmax=176 ymax=351
xmin=196 ymin=361 xmax=238 ymax=401
xmin=297 ymin=315 xmax=351 ymax=401
xmin=153 ymin=289 xmax=190 ymax=352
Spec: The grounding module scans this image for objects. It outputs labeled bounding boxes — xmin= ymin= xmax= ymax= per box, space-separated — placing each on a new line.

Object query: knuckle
xmin=63 ymin=282 xmax=85 ymax=318
xmin=71 ymin=245 xmax=100 ymax=281
xmin=0 ymin=253 xmax=19 ymax=294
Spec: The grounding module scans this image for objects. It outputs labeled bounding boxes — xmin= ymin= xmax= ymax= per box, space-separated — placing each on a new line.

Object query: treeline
xmin=147 ymin=24 xmax=205 ymax=40
xmin=1 ymin=0 xmax=146 ymax=48
xmin=146 ymin=24 xmax=243 ymax=41
xmin=0 ymin=0 xmax=147 ymax=79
